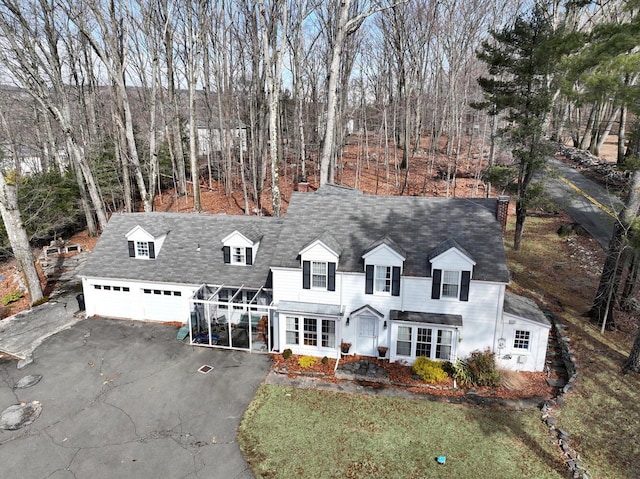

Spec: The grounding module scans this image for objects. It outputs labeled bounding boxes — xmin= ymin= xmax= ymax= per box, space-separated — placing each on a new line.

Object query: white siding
xmin=300 ymin=244 xmax=339 ymax=264
xmin=363 ymin=246 xmax=404 ymax=268
xmin=430 ymin=248 xmax=475 ymax=273
xmin=83 ymin=277 xmax=197 ymax=324
xmin=496 ymin=313 xmax=550 ymax=372
xmin=272 ymin=265 xmax=514 ymax=366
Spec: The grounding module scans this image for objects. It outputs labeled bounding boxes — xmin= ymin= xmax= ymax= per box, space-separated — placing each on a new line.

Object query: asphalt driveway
xmin=0 ymin=317 xmax=270 ymax=479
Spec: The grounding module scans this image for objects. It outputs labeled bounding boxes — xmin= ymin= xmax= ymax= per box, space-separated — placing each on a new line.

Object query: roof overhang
xmin=278 ymin=301 xmax=343 ymax=318
xmin=389 ymin=309 xmax=462 ymax=327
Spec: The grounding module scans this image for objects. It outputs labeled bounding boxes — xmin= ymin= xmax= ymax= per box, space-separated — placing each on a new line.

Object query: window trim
xmin=513 ymin=330 xmax=531 ymax=350
xmin=441 ymin=270 xmax=460 ymax=299
xmin=284 ymin=315 xmax=337 ymax=350
xmin=395 ymin=324 xmax=456 ymax=362
xmin=311 ymin=261 xmax=328 ymax=290
xmin=231 ymin=246 xmax=246 ymax=265
xmin=374 ymin=265 xmax=392 ymax=294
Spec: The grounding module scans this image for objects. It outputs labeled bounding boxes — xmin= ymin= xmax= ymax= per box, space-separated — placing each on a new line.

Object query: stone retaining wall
xmin=542 ymin=315 xmax=591 ymax=479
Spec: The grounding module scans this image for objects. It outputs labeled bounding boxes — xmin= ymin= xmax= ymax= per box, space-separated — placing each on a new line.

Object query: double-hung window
xmin=375 ymin=266 xmax=392 ymax=293
xmin=435 ymin=330 xmax=453 ymax=360
xmin=136 ymin=241 xmax=149 ymax=258
xmin=514 ymin=330 xmax=530 ymax=350
xmin=416 ymin=328 xmax=432 ymax=357
xmin=286 ymin=317 xmax=299 ymax=344
xmin=232 ymin=247 xmax=246 ymax=264
xmin=321 ymin=320 xmax=336 ymax=348
xmin=396 ymin=326 xmax=412 ymax=356
xmin=311 ymin=261 xmax=327 ymax=289
xmin=441 ymin=270 xmax=460 ymax=298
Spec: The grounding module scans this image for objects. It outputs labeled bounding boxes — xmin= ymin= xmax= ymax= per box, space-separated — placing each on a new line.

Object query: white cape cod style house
xmin=80 ymin=186 xmax=550 ymax=372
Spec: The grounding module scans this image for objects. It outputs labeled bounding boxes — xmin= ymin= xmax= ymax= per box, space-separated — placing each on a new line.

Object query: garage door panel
xmin=90 ymin=284 xmax=132 ymax=319
xmin=142 ymin=288 xmax=185 ymax=322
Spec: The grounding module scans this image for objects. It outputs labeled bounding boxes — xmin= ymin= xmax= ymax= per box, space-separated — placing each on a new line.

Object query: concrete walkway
xmin=0 ymin=292 xmax=83 ymax=362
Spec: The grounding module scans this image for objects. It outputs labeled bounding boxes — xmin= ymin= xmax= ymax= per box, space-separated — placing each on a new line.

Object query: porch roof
xmin=277 ymin=301 xmax=343 ymax=317
xmin=389 ymin=309 xmax=463 ymax=327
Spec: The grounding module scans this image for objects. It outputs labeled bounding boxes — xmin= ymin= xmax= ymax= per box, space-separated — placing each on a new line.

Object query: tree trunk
xmin=590 ymin=167 xmax=640 ymax=327
xmin=0 ymin=176 xmax=43 ymax=305
xmin=620 ymin=249 xmax=639 ymax=309
xmin=618 ymin=105 xmax=627 ymax=166
xmin=622 ymin=328 xmax=640 ymax=374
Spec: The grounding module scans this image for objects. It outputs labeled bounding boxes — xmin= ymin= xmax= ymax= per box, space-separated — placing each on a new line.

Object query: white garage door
xmin=142 ymin=288 xmax=185 ymax=322
xmin=90 ymin=284 xmax=133 ymax=319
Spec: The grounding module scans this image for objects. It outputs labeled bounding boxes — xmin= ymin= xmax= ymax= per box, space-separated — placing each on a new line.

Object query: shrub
xmin=282 ymin=348 xmax=293 ymax=360
xmin=298 ymin=356 xmax=317 ymax=369
xmin=321 ymin=356 xmax=329 ymax=365
xmin=465 ymin=349 xmax=501 ymax=387
xmin=448 ymin=360 xmax=472 ymax=387
xmin=412 ymin=357 xmax=448 ymax=383
xmin=2 ymin=291 xmax=24 ymax=306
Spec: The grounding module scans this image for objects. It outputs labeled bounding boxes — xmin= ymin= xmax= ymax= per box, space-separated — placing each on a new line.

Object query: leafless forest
xmin=0 ymin=1 xmax=629 ymax=227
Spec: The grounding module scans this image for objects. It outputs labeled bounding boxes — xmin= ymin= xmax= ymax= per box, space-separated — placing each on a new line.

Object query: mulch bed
xmin=270 ymin=353 xmax=557 ymax=401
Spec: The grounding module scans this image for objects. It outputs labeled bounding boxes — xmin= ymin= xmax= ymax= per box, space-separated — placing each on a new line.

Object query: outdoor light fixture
xmin=346 ymin=317 xmax=350 ymax=326
xmin=383 ymin=321 xmax=387 ymax=329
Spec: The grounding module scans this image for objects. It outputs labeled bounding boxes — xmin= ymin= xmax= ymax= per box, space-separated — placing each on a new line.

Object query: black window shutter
xmin=431 ymin=268 xmax=442 ymax=299
xmin=128 ymin=241 xmax=135 ymax=257
xmin=246 ymin=247 xmax=253 ymax=265
xmin=460 ymin=270 xmax=471 ymax=301
xmin=223 ymin=246 xmax=231 ymax=263
xmin=328 ymin=262 xmax=336 ymax=291
xmin=302 ymin=260 xmax=311 ymax=289
xmin=365 ymin=265 xmax=374 ymax=294
xmin=148 ymin=242 xmax=155 ymax=259
xmin=392 ymin=266 xmax=401 ymax=296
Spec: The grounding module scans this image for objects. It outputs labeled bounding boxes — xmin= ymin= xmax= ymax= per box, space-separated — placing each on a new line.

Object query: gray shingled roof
xmin=362 ymin=235 xmax=407 ymax=259
xmin=503 ymin=293 xmax=551 ymax=327
xmin=272 ymin=189 xmax=510 ymax=282
xmin=428 ymin=238 xmax=474 ymax=263
xmin=81 ymin=212 xmax=283 ymax=288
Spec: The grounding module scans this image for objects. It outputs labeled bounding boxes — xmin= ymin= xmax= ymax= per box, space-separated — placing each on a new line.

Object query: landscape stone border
xmin=542 ymin=313 xmax=591 ymax=479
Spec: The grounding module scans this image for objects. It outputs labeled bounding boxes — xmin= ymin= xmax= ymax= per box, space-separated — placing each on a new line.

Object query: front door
xmin=356 ymin=315 xmax=377 ymax=356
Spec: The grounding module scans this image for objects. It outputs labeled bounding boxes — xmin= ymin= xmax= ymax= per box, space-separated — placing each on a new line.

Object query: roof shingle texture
xmin=81 ymin=212 xmax=283 ymax=288
xmin=272 ymin=190 xmax=510 ymax=283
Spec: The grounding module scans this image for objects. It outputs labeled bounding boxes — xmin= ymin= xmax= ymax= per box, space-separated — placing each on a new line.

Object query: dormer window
xmin=128 ymin=240 xmax=156 ymax=259
xmin=302 ymin=260 xmax=336 ymax=291
xmin=441 ymin=270 xmax=459 ymax=298
xmin=125 ymin=225 xmax=165 ymax=259
xmin=222 ymin=230 xmax=259 ymax=266
xmin=365 ymin=265 xmax=400 ymax=296
xmin=312 ymin=261 xmax=327 ymax=289
xmin=431 ymin=269 xmax=470 ymax=301
xmin=223 ymin=246 xmax=253 ymax=265
xmin=137 ymin=241 xmax=150 ymax=258
xmin=375 ymin=266 xmax=391 ymax=293
xmin=233 ymin=247 xmax=246 ymax=264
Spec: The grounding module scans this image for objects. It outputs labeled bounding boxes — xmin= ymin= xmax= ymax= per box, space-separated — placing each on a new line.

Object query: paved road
xmin=0 ymin=318 xmax=270 ymax=479
xmin=544 ymin=157 xmax=623 ymax=249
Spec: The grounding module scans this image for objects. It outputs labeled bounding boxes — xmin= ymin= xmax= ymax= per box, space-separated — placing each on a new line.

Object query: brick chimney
xmin=497 ymin=195 xmax=509 ymax=232
xmin=296 ymin=177 xmax=310 ymax=193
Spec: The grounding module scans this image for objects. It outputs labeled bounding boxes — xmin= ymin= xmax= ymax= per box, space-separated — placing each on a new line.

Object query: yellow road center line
xmin=558 ymin=176 xmax=616 ymax=218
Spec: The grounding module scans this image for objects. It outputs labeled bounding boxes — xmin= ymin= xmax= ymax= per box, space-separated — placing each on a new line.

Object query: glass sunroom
xmin=188 ymin=284 xmax=276 ymax=353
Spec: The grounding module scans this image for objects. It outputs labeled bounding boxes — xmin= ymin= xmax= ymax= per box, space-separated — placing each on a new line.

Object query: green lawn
xmin=239 ymin=213 xmax=640 ymax=479
xmin=239 ymin=385 xmax=564 ymax=479
xmin=506 ymin=214 xmax=640 ymax=479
